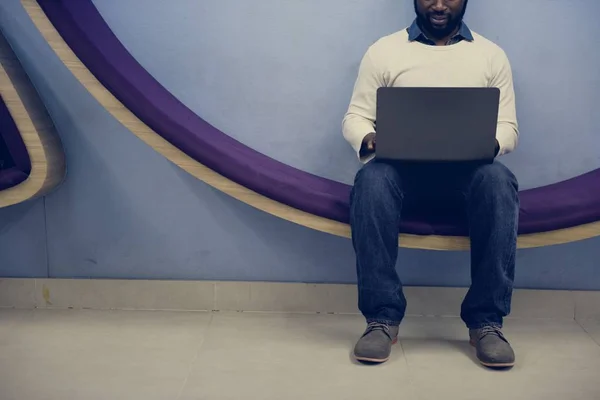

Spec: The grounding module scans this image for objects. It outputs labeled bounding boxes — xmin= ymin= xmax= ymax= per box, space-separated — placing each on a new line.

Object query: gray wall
xmin=0 ymin=0 xmax=598 ymax=289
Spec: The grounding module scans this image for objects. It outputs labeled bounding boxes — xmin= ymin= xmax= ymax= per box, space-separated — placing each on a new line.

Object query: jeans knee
xmin=471 ymin=162 xmax=519 ymax=195
xmin=352 ymin=162 xmax=403 ymax=204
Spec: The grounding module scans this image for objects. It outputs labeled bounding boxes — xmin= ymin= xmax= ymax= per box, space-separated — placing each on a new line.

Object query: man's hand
xmin=359 ymin=132 xmax=376 ymax=158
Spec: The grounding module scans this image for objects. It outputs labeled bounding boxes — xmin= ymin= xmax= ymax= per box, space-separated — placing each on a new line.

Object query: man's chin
xmin=431 ymin=26 xmax=450 ymax=35
xmin=424 ymin=24 xmax=458 ymax=39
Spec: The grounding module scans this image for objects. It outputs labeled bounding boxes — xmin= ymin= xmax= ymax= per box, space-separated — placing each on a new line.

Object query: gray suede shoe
xmin=354 ymin=322 xmax=399 ymax=364
xmin=469 ymin=326 xmax=515 ymax=368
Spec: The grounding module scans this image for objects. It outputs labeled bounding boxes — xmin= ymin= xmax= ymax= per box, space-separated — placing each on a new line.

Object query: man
xmin=342 ymin=0 xmax=519 ymax=368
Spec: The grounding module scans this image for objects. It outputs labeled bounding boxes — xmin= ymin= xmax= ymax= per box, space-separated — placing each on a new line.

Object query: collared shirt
xmin=406 ymin=19 xmax=474 ymax=46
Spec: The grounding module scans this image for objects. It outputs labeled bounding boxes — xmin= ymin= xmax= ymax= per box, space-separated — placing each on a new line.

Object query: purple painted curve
xmin=37 ymin=0 xmax=600 ymax=236
xmin=0 ymin=94 xmax=31 ymax=190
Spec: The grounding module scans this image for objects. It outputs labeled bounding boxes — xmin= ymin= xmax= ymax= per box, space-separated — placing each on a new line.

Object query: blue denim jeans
xmin=350 ymin=160 xmax=519 ymax=329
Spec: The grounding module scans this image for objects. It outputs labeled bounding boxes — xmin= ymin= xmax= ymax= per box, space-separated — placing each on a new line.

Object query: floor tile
xmin=399 ymin=316 xmax=600 ymax=400
xmin=575 ymin=291 xmax=600 ymax=320
xmin=0 ymin=309 xmax=212 ymax=400
xmin=0 ymin=309 xmax=32 ymax=339
xmin=179 ymin=312 xmax=418 ymax=400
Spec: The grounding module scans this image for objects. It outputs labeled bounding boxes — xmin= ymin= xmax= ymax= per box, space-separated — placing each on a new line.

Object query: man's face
xmin=414 ymin=0 xmax=468 ymax=39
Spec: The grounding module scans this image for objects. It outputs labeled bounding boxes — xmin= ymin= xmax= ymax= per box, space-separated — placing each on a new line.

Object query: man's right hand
xmin=359 ymin=132 xmax=376 ymax=158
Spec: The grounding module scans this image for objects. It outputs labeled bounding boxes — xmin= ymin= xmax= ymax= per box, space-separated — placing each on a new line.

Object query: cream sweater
xmin=342 ymin=29 xmax=518 ymax=162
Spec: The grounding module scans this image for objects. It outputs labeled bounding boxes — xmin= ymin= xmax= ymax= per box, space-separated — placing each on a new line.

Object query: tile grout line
xmin=570 ymin=290 xmax=577 ymax=321
xmin=33 ymin=278 xmax=38 ymax=308
xmin=574 ymin=318 xmax=600 ymax=348
xmin=212 ymin=281 xmax=217 ymax=311
xmin=396 ymin=338 xmax=423 ymax=400
xmin=0 ymin=307 xmax=581 ymax=322
xmin=42 ymin=197 xmax=51 ymax=279
xmin=175 ymin=312 xmax=215 ymax=400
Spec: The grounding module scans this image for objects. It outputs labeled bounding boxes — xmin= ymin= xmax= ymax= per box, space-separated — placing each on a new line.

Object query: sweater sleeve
xmin=342 ymin=48 xmax=383 ymax=162
xmin=490 ymin=49 xmax=519 ymax=156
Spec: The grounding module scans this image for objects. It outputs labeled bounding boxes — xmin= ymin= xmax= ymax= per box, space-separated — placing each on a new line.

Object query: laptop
xmin=375 ymin=87 xmax=500 ymax=162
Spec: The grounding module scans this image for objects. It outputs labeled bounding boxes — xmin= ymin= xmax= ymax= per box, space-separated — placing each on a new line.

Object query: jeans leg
xmin=461 ymin=162 xmax=519 ymax=329
xmin=350 ymin=161 xmax=406 ymax=326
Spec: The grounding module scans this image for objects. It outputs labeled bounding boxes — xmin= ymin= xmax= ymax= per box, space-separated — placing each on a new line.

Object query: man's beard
xmin=414 ymin=0 xmax=468 ymax=40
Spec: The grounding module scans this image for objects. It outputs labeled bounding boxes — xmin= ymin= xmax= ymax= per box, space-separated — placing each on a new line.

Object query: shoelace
xmin=477 ymin=326 xmax=508 ymax=343
xmin=363 ymin=322 xmax=392 ymax=339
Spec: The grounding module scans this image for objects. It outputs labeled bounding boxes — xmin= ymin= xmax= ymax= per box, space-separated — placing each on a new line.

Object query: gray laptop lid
xmin=376 ymin=87 xmax=500 ymax=162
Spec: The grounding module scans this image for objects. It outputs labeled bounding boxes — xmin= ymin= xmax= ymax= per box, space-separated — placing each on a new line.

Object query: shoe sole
xmin=480 ymin=361 xmax=515 ymax=368
xmin=354 ymin=337 xmax=398 ymax=364
xmin=469 ymin=339 xmax=515 ymax=368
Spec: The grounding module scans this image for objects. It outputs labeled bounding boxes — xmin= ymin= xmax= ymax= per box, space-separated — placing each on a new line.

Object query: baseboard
xmin=1 ymin=278 xmax=598 ymax=321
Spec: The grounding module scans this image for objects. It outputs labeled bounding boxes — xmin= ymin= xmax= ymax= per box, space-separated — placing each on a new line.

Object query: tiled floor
xmin=0 ymin=309 xmax=599 ymax=400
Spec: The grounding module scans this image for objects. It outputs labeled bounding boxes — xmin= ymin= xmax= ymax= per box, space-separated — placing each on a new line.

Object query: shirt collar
xmin=407 ymin=19 xmax=474 ymax=43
